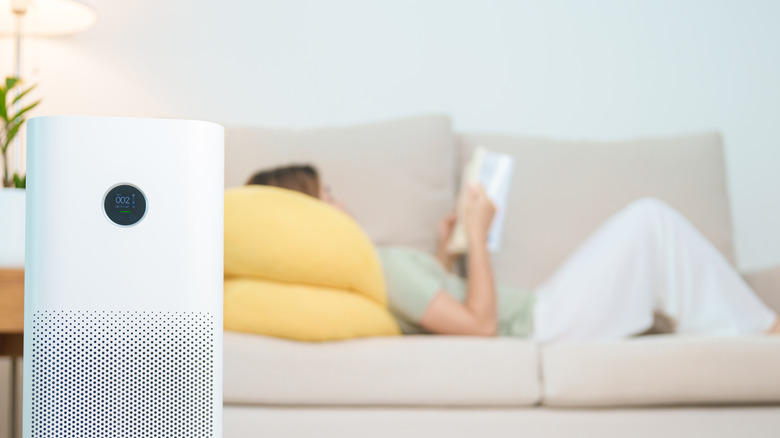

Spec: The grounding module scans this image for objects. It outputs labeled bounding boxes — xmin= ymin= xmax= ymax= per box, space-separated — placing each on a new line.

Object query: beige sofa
xmin=222 ymin=115 xmax=780 ymax=437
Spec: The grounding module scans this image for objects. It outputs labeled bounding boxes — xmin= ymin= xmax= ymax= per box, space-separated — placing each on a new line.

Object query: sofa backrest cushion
xmin=225 ymin=115 xmax=457 ymax=254
xmin=458 ymin=132 xmax=734 ymax=290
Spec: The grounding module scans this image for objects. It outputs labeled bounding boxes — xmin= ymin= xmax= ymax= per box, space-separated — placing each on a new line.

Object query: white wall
xmin=2 ymin=0 xmax=779 ymax=271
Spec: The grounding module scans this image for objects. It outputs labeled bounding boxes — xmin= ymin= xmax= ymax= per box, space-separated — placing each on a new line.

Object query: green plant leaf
xmin=5 ymin=77 xmax=18 ymax=90
xmin=10 ymin=100 xmax=40 ymax=123
xmin=3 ymin=120 xmax=21 ymax=151
xmin=5 ymin=77 xmax=18 ymax=91
xmin=0 ymin=89 xmax=6 ymax=121
xmin=12 ymin=84 xmax=37 ymax=105
xmin=12 ymin=173 xmax=25 ymax=189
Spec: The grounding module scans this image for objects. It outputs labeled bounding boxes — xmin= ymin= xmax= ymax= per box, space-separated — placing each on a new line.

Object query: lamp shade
xmin=0 ymin=0 xmax=96 ymax=36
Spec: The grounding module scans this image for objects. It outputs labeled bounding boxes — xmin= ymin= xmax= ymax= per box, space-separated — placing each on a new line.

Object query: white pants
xmin=532 ymin=198 xmax=777 ymax=343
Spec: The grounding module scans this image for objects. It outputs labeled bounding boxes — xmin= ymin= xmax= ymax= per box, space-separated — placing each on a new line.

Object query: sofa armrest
xmin=743 ymin=265 xmax=780 ymax=314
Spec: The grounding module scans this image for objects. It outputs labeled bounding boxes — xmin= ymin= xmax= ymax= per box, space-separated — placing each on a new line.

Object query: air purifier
xmin=23 ymin=116 xmax=224 ymax=437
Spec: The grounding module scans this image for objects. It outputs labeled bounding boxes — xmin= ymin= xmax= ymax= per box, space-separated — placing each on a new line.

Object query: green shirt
xmin=377 ymin=246 xmax=535 ymax=337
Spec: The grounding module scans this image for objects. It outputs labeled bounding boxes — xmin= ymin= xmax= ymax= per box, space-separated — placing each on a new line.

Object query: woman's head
xmin=246 ymin=164 xmax=321 ymax=198
xmin=246 ymin=164 xmax=344 ymax=210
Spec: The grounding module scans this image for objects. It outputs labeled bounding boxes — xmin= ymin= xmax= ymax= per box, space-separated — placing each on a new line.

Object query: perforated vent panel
xmin=31 ymin=310 xmax=216 ymax=437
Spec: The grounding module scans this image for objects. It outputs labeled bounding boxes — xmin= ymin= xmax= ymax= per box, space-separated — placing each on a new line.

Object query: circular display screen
xmin=103 ymin=184 xmax=147 ymax=226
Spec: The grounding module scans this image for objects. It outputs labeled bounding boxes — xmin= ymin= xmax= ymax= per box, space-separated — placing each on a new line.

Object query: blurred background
xmin=2 ymin=0 xmax=779 ymax=271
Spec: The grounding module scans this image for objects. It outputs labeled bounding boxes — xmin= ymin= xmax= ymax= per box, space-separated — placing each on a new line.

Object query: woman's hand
xmin=437 ymin=211 xmax=457 ymax=246
xmin=463 ymin=182 xmax=496 ymax=245
xmin=436 ymin=211 xmax=458 ymax=272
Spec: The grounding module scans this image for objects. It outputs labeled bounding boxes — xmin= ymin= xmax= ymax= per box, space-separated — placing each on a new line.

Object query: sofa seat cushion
xmin=542 ymin=335 xmax=780 ymax=407
xmin=224 ymin=332 xmax=541 ymax=406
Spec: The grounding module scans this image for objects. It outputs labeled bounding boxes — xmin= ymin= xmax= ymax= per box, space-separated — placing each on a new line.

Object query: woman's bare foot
xmin=770 ymin=318 xmax=780 ymax=335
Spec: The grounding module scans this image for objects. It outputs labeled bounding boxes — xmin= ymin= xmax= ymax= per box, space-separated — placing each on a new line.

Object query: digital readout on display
xmin=103 ymin=184 xmax=147 ymax=226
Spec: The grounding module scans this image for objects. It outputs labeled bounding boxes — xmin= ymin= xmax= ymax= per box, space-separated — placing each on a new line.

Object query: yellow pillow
xmin=224 ymin=185 xmax=400 ymax=340
xmin=225 ymin=185 xmax=386 ymax=306
xmin=224 ymin=279 xmax=400 ymax=341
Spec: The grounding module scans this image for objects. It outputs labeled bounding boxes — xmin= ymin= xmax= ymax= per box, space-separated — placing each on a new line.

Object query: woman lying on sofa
xmin=246 ymin=165 xmax=780 ymax=342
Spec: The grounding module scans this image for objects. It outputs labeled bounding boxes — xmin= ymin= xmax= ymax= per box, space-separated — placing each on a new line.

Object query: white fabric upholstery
xmin=224 ymin=115 xmax=457 ymax=254
xmin=542 ymin=335 xmax=780 ymax=407
xmin=225 ymin=405 xmax=780 ymax=438
xmin=224 ymin=332 xmax=541 ymax=406
xmin=458 ymin=132 xmax=734 ymax=291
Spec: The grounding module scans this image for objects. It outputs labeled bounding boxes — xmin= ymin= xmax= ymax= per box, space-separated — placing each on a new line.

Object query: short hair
xmin=245 ymin=164 xmax=321 ymax=198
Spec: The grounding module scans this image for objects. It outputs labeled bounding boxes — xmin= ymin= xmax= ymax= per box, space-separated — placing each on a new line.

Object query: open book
xmin=447 ymin=146 xmax=514 ymax=254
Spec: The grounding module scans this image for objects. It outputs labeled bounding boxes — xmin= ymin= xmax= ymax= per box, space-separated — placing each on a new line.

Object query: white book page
xmin=447 ymin=146 xmax=514 ymax=254
xmin=477 ymin=150 xmax=514 ymax=252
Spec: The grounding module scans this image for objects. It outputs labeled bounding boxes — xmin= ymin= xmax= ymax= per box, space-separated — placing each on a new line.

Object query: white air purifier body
xmin=23 ymin=116 xmax=224 ymax=437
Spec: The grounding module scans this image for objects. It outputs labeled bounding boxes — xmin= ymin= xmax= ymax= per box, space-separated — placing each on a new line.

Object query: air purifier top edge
xmin=29 ymin=115 xmax=224 ymax=131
